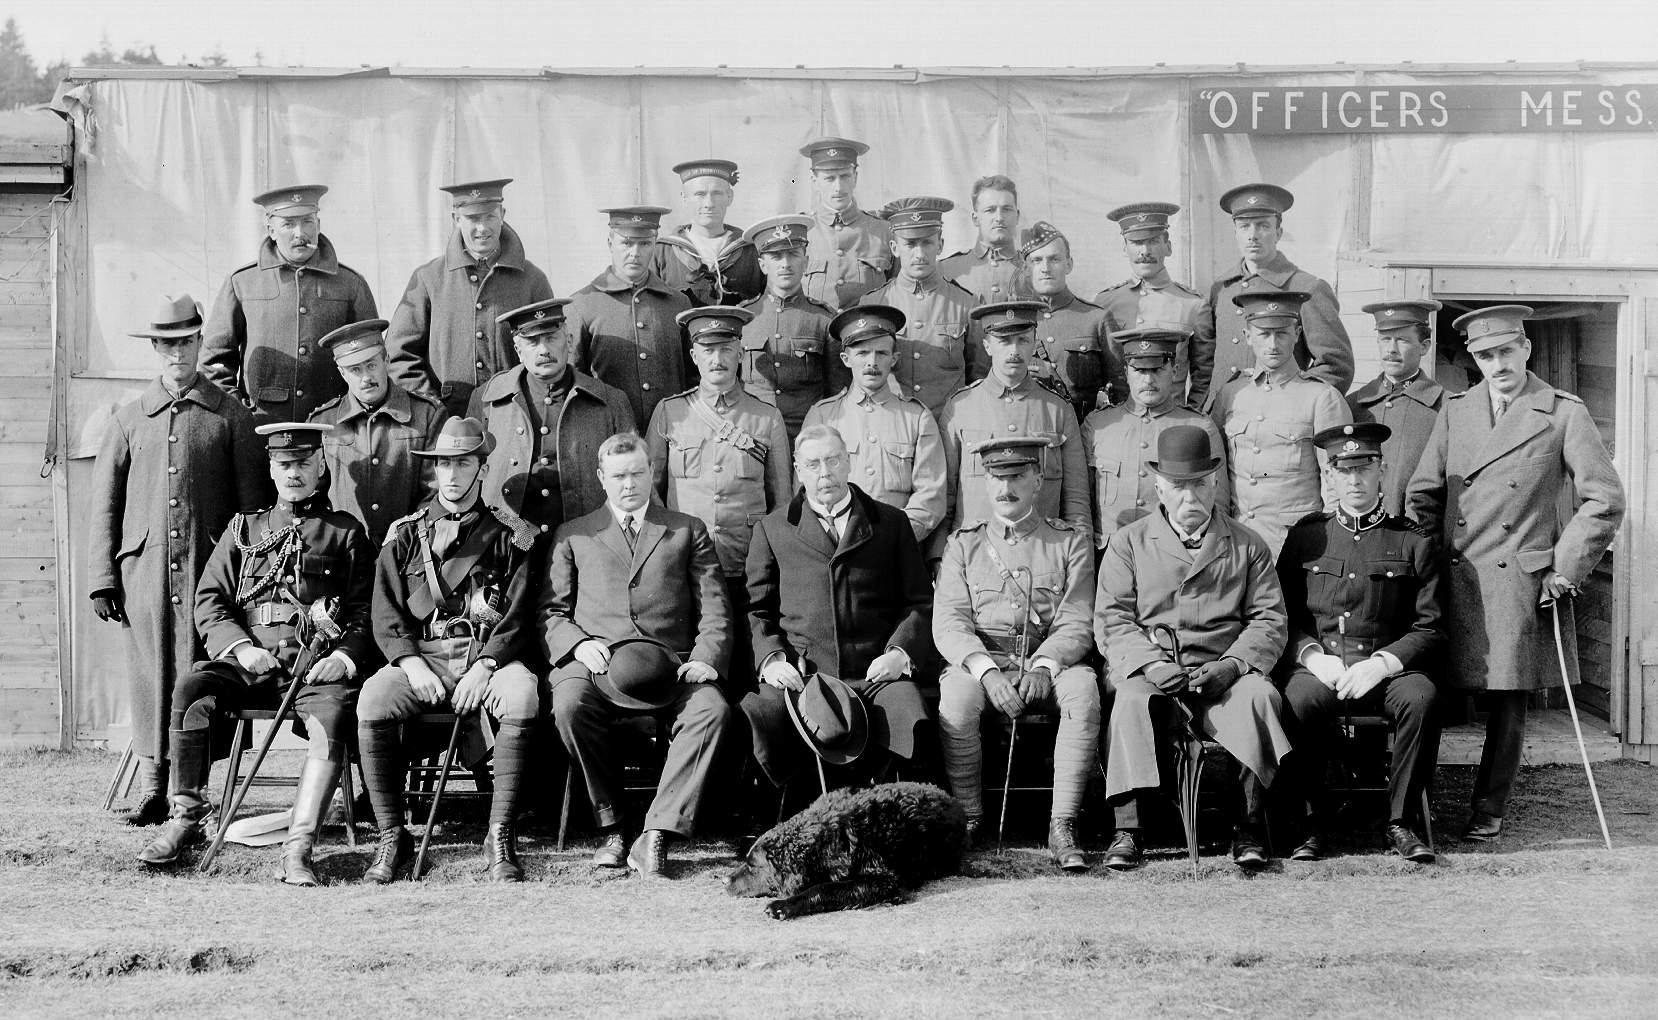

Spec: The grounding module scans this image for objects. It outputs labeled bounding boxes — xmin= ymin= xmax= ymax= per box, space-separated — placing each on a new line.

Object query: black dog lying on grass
xmin=725 ymin=782 xmax=969 ymax=919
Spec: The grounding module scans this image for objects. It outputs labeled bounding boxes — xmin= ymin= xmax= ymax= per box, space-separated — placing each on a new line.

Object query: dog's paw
xmin=764 ymin=897 xmax=799 ymax=920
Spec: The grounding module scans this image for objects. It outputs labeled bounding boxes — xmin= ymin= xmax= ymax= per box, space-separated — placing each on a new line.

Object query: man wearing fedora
xmin=798 ymin=137 xmax=893 ymax=310
xmin=201 ymin=185 xmax=379 ymax=423
xmin=307 ymin=319 xmax=446 ymax=546
xmin=357 ymin=417 xmax=543 ymax=883
xmin=469 ymin=298 xmax=634 ymax=540
xmin=737 ymin=215 xmax=844 ymax=444
xmin=1407 ymin=305 xmax=1624 ymax=841
xmin=539 ymin=431 xmax=733 ymax=877
xmin=934 ymin=436 xmax=1099 ymax=869
xmin=89 ymin=294 xmax=267 ymax=825
xmin=742 ymin=424 xmax=934 ymax=787
xmin=1345 ymin=299 xmax=1455 ymax=517
xmin=1096 ymin=425 xmax=1291 ymax=871
xmin=1203 ymin=183 xmax=1352 ymax=412
xmin=385 ymin=179 xmax=557 ymax=418
xmin=139 ymin=423 xmax=377 ymax=885
xmin=650 ymin=159 xmax=764 ymax=307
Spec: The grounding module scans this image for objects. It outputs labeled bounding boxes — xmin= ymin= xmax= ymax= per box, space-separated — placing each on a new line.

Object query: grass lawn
xmin=1 ymin=749 xmax=1655 ymax=1018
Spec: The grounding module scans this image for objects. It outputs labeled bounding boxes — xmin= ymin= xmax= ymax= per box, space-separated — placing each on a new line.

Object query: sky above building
xmin=14 ymin=0 xmax=1658 ymax=71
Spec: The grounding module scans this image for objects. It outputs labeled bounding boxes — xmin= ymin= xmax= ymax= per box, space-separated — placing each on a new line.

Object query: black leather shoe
xmin=1461 ymin=811 xmax=1503 ymax=842
xmin=1290 ymin=831 xmax=1326 ymax=862
xmin=1103 ymin=829 xmax=1141 ymax=871
xmin=119 ymin=793 xmax=171 ymax=827
xmin=1388 ymin=823 xmax=1436 ymax=864
xmin=363 ymin=827 xmax=412 ymax=884
xmin=592 ymin=829 xmax=627 ymax=868
xmin=484 ymin=822 xmax=524 ymax=883
xmin=627 ymin=829 xmax=667 ymax=878
xmin=1231 ymin=829 xmax=1269 ymax=870
xmin=1047 ymin=818 xmax=1089 ymax=873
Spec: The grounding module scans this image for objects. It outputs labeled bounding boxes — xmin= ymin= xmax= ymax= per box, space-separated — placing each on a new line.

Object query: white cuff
xmin=326 ymin=649 xmax=356 ymax=680
xmin=1373 ymin=651 xmax=1403 ymax=676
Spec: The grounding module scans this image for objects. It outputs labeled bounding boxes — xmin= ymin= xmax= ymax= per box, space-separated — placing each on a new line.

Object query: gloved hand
xmin=1304 ymin=652 xmax=1345 ymax=689
xmin=92 ymin=593 xmax=125 ymax=623
xmin=760 ymin=658 xmax=805 ymax=692
xmin=864 ymin=648 xmax=909 ymax=683
xmin=1336 ymin=657 xmax=1391 ymax=701
xmin=1539 ymin=571 xmax=1578 ymax=605
xmin=1143 ymin=661 xmax=1188 ymax=694
xmin=983 ymin=669 xmax=1026 ymax=719
xmin=1017 ymin=666 xmax=1054 ymax=706
xmin=677 ymin=660 xmax=719 ymax=685
xmin=1188 ymin=658 xmax=1242 ymax=697
xmin=574 ymin=639 xmax=612 ymax=675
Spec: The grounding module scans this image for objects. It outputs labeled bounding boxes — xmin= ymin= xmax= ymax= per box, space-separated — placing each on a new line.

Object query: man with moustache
xmin=1346 ymin=300 xmax=1454 ymax=516
xmin=1407 ymin=305 xmax=1624 ymax=841
xmin=308 ymin=319 xmax=445 ymax=545
xmin=1095 ymin=202 xmax=1213 ymax=408
xmin=1082 ymin=329 xmax=1228 ymax=549
xmin=138 ymin=423 xmax=377 ymax=886
xmin=651 ymin=159 xmax=764 ymax=307
xmin=570 ymin=207 xmax=695 ymax=432
xmin=385 ymin=179 xmax=557 ymax=418
xmin=799 ymin=137 xmax=893 ymax=310
xmin=802 ymin=305 xmax=947 ymax=543
xmin=934 ymin=437 xmax=1099 ymax=868
xmin=937 ymin=301 xmax=1089 ymax=543
xmin=736 ymin=215 xmax=844 ymax=443
xmin=742 ymin=424 xmax=933 ymax=787
xmin=649 ymin=307 xmax=793 ymax=692
xmin=941 ymin=175 xmax=1031 ymax=305
xmin=202 ymin=185 xmax=378 ymax=423
xmin=89 ymin=294 xmax=266 ymax=826
xmin=1210 ymin=291 xmax=1351 ymax=559
xmin=469 ymin=298 xmax=634 ymax=539
xmin=356 ymin=416 xmax=541 ymax=884
xmin=1096 ymin=425 xmax=1291 ymax=871
xmin=856 ymin=196 xmax=984 ymax=422
xmin=1204 ymin=184 xmax=1353 ymax=411
xmin=1021 ymin=220 xmax=1123 ymax=421
xmin=540 ymin=432 xmax=733 ymax=877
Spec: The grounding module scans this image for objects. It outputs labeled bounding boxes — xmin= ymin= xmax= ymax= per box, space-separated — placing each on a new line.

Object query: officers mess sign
xmin=1193 ymin=84 xmax=1658 ymax=134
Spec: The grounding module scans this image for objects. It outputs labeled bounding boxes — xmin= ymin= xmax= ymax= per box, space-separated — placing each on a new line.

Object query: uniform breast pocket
xmin=732 ymin=444 xmax=763 ymax=481
xmin=740 ymin=335 xmax=773 ymax=385
xmin=960 ymin=429 xmax=992 ymax=477
xmin=859 ymin=254 xmax=892 ymax=280
xmin=1367 ymin=558 xmax=1416 ymax=616
xmin=1035 ymin=432 xmax=1063 ymax=480
xmin=1304 ymin=555 xmax=1347 ymax=601
xmin=783 ymin=337 xmax=827 ymax=386
xmin=1223 ymin=416 xmax=1251 ymax=461
xmin=880 ymin=441 xmax=915 ymax=491
xmin=1093 ymin=455 xmax=1122 ymax=506
xmin=1058 ymin=338 xmax=1104 ymax=390
xmin=933 ymin=323 xmax=967 ymax=373
xmin=667 ymin=435 xmax=705 ymax=478
xmin=299 ymin=551 xmax=347 ymax=598
xmin=1275 ymin=424 xmax=1314 ymax=473
xmin=1029 ymin=569 xmax=1066 ymax=620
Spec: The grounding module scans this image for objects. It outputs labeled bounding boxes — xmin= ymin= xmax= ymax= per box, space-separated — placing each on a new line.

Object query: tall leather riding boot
xmin=279 ymin=757 xmax=342 ymax=887
xmin=138 ymin=730 xmax=209 ymax=865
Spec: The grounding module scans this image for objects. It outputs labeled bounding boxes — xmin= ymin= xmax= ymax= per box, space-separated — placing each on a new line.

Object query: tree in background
xmin=0 ymin=21 xmax=232 ymax=110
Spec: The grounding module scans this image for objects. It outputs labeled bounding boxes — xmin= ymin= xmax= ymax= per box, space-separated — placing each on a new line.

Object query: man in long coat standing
xmin=88 ymin=294 xmax=266 ymax=824
xmin=1407 ymin=305 xmax=1624 ymax=840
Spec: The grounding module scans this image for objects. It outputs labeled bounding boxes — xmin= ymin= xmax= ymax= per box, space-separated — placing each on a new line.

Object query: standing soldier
xmin=1347 ymin=299 xmax=1454 ymax=516
xmin=384 ymin=178 xmax=556 ymax=419
xmin=308 ymin=319 xmax=445 ymax=545
xmin=648 ymin=307 xmax=792 ymax=690
xmin=357 ymin=417 xmax=542 ymax=884
xmin=469 ymin=298 xmax=634 ymax=539
xmin=802 ymin=305 xmax=947 ymax=543
xmin=1210 ymin=291 xmax=1352 ymax=559
xmin=934 ymin=437 xmax=1099 ymax=870
xmin=138 ymin=423 xmax=376 ymax=886
xmin=940 ymin=175 xmax=1031 ymax=305
xmin=651 ymin=159 xmax=764 ymax=307
xmin=857 ymin=196 xmax=984 ymax=422
xmin=736 ymin=214 xmax=843 ymax=443
xmin=1021 ymin=220 xmax=1123 ymax=421
xmin=1204 ymin=184 xmax=1353 ymax=411
xmin=570 ymin=207 xmax=695 ymax=432
xmin=89 ymin=294 xmax=266 ymax=825
xmin=799 ymin=137 xmax=892 ymax=310
xmin=1277 ymin=422 xmax=1443 ymax=864
xmin=1095 ymin=202 xmax=1213 ymax=408
xmin=1082 ymin=329 xmax=1228 ymax=549
xmin=938 ymin=301 xmax=1090 ymax=543
xmin=201 ymin=185 xmax=377 ymax=423
xmin=1407 ymin=305 xmax=1624 ymax=841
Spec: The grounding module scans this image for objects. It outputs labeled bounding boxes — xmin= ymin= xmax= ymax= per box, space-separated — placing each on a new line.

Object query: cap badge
xmin=533 ymin=310 xmax=546 ymax=319
xmin=826 ymin=148 xmax=840 ymax=157
xmin=290 ymin=193 xmax=302 ymax=203
xmin=770 ymin=226 xmax=791 ymax=241
xmin=1267 ymin=303 xmax=1279 ymax=311
xmin=1246 ymin=195 xmax=1260 ymax=205
xmin=1135 ymin=341 xmax=1152 ymax=354
xmin=630 ymin=214 xmax=643 ymax=223
xmin=1384 ymin=309 xmax=1396 ymax=317
xmin=1342 ymin=440 xmax=1359 ymax=454
xmin=1132 ymin=214 xmax=1147 ymax=224
xmin=469 ymin=188 xmax=481 ymax=199
xmin=907 ymin=212 xmax=922 ymax=222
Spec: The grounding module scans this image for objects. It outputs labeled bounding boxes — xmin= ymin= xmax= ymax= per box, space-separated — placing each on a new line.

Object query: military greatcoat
xmin=1347 ymin=371 xmax=1454 ymax=517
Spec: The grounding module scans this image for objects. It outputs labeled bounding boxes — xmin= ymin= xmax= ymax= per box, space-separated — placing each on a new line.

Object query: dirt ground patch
xmin=0 ymin=749 xmax=1654 ymax=1017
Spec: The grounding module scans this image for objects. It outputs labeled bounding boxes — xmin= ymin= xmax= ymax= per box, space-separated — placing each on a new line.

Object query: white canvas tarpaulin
xmin=55 ymin=66 xmax=1658 ymax=742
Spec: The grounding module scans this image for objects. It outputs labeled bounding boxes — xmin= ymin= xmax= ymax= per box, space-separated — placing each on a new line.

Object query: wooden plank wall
xmin=0 ymin=190 xmax=61 ymax=748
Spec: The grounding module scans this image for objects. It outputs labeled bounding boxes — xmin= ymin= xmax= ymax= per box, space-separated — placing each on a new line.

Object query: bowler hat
xmin=785 ymin=672 xmax=869 ymax=766
xmin=1145 ymin=424 xmax=1222 ymax=481
xmin=596 ymin=637 xmax=682 ymax=711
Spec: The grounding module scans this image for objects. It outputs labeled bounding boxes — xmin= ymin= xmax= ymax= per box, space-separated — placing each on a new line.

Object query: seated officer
xmin=539 ymin=432 xmax=733 ymax=877
xmin=139 ymin=423 xmax=376 ymax=886
xmin=1095 ymin=425 xmax=1291 ymax=871
xmin=934 ymin=437 xmax=1099 ymax=870
xmin=356 ymin=417 xmax=542 ymax=884
xmin=1276 ymin=422 xmax=1442 ymax=863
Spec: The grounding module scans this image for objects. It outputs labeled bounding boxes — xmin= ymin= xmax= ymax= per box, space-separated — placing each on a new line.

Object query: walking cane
xmin=414 ymin=627 xmax=480 ymax=879
xmin=198 ymin=649 xmax=317 ymax=873
xmin=1548 ymin=597 xmax=1613 ymax=851
xmin=997 ymin=567 xmax=1035 ymax=854
xmin=1152 ymin=624 xmax=1203 ymax=879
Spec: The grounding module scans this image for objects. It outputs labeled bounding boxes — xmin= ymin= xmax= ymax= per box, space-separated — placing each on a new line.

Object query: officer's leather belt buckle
xmin=427 ymin=616 xmax=477 ymax=642
xmin=976 ymin=631 xmax=1025 ymax=656
xmin=252 ymin=601 xmax=302 ymax=627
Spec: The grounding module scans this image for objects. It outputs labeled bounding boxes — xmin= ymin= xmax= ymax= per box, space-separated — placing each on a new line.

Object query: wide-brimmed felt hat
xmin=412 ymin=416 xmax=495 ymax=459
xmin=128 ymin=293 xmax=205 ymax=339
xmin=785 ymin=672 xmax=869 ymax=766
xmin=596 ymin=637 xmax=683 ymax=711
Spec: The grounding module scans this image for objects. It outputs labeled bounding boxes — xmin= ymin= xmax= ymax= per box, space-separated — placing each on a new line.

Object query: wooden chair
xmin=1332 ymin=713 xmax=1435 ymax=850
xmin=101 ymin=739 xmax=139 ymax=811
xmin=216 ymin=709 xmax=357 ymax=847
xmin=556 ymin=716 xmax=669 ymax=851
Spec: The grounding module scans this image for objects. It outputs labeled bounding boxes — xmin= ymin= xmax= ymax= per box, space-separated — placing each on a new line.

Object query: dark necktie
xmin=622 ymin=515 xmax=637 ymax=550
xmin=831 ymin=213 xmax=845 ymax=228
xmin=1494 ymin=397 xmax=1509 ymax=421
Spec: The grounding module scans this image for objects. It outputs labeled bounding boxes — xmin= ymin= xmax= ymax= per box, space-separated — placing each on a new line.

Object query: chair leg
xmin=339 ymin=761 xmax=358 ymax=847
xmin=102 ymin=740 xmax=136 ymax=811
xmin=216 ymin=718 xmax=249 ymax=839
xmin=556 ymin=762 xmax=574 ymax=853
